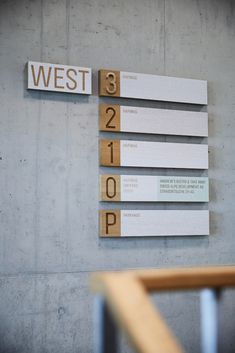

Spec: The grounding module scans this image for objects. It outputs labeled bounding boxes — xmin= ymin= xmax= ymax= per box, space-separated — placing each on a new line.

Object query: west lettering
xmin=54 ymin=67 xmax=64 ymax=89
xmin=79 ymin=69 xmax=89 ymax=91
xmin=31 ymin=65 xmax=52 ymax=87
xmin=28 ymin=62 xmax=91 ymax=94
xmin=66 ymin=68 xmax=77 ymax=90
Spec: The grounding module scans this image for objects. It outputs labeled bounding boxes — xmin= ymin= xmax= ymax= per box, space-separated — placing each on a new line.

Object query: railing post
xmin=200 ymin=289 xmax=221 ymax=353
xmin=94 ymin=296 xmax=118 ymax=353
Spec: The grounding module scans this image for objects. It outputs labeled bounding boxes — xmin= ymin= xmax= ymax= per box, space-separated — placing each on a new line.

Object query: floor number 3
xmin=105 ymin=72 xmax=117 ymax=94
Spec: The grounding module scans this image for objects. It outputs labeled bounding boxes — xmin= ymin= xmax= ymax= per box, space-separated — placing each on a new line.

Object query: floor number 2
xmin=99 ymin=104 xmax=120 ymax=132
xmin=105 ymin=107 xmax=116 ymax=128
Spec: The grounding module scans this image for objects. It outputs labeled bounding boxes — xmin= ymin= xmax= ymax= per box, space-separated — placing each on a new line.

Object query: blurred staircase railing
xmin=91 ymin=266 xmax=235 ymax=353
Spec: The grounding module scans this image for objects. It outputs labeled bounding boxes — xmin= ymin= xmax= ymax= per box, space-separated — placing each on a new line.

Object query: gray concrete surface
xmin=0 ymin=0 xmax=234 ymax=352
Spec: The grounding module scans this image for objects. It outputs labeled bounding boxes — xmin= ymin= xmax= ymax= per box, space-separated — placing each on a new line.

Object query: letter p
xmin=106 ymin=212 xmax=116 ymax=234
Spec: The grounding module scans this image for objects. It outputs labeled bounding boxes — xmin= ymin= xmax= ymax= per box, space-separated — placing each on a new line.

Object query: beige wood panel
xmin=99 ymin=69 xmax=120 ymax=97
xmin=99 ymin=104 xmax=120 ymax=132
xmin=100 ymin=139 xmax=120 ymax=166
xmin=100 ymin=210 xmax=121 ymax=237
xmin=100 ymin=175 xmax=121 ymax=201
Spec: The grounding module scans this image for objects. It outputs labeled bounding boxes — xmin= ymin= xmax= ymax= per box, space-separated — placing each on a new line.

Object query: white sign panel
xmin=99 ymin=69 xmax=207 ymax=104
xmin=100 ymin=175 xmax=209 ymax=202
xmin=100 ymin=140 xmax=208 ymax=169
xmin=100 ymin=210 xmax=210 ymax=237
xmin=28 ymin=61 xmax=92 ymax=94
xmin=121 ymin=140 xmax=208 ymax=169
xmin=121 ymin=106 xmax=208 ymax=137
xmin=99 ymin=104 xmax=208 ymax=137
xmin=121 ymin=72 xmax=207 ymax=104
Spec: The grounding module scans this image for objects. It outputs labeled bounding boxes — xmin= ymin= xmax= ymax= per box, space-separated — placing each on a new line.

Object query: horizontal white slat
xmin=120 ymin=71 xmax=207 ymax=104
xmin=120 ymin=175 xmax=209 ymax=202
xmin=121 ymin=210 xmax=209 ymax=236
xmin=120 ymin=106 xmax=208 ymax=136
xmin=120 ymin=140 xmax=208 ymax=169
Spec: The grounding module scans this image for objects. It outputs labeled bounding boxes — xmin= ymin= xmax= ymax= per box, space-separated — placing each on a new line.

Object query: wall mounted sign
xmin=27 ymin=61 xmax=92 ymax=94
xmin=100 ymin=139 xmax=208 ymax=169
xmin=100 ymin=209 xmax=209 ymax=237
xmin=99 ymin=104 xmax=208 ymax=137
xmin=100 ymin=175 xmax=209 ymax=202
xmin=99 ymin=69 xmax=207 ymax=104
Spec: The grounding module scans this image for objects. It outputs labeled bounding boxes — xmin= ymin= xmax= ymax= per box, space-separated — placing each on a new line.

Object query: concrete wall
xmin=0 ymin=0 xmax=235 ymax=352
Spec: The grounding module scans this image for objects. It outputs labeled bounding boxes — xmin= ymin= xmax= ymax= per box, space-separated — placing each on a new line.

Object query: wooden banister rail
xmin=127 ymin=266 xmax=235 ymax=291
xmin=91 ymin=266 xmax=235 ymax=353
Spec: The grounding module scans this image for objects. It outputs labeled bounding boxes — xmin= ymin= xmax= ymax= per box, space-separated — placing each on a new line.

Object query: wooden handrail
xmin=92 ymin=272 xmax=184 ymax=353
xmin=91 ymin=266 xmax=235 ymax=353
xmin=129 ymin=265 xmax=235 ymax=292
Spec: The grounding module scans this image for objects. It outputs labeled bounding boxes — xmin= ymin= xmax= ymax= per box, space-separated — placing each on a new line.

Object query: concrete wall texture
xmin=0 ymin=0 xmax=235 ymax=352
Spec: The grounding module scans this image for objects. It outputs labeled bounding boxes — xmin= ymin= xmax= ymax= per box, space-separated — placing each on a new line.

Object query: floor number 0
xmin=106 ymin=177 xmax=116 ymax=199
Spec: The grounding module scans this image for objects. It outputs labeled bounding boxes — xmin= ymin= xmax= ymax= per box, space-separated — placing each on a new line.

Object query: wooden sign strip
xmin=100 ymin=175 xmax=209 ymax=202
xmin=27 ymin=61 xmax=92 ymax=94
xmin=100 ymin=139 xmax=208 ymax=169
xmin=99 ymin=69 xmax=207 ymax=105
xmin=99 ymin=104 xmax=208 ymax=137
xmin=100 ymin=210 xmax=209 ymax=237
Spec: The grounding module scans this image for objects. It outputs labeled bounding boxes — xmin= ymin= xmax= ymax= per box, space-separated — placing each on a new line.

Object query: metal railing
xmin=91 ymin=266 xmax=235 ymax=353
